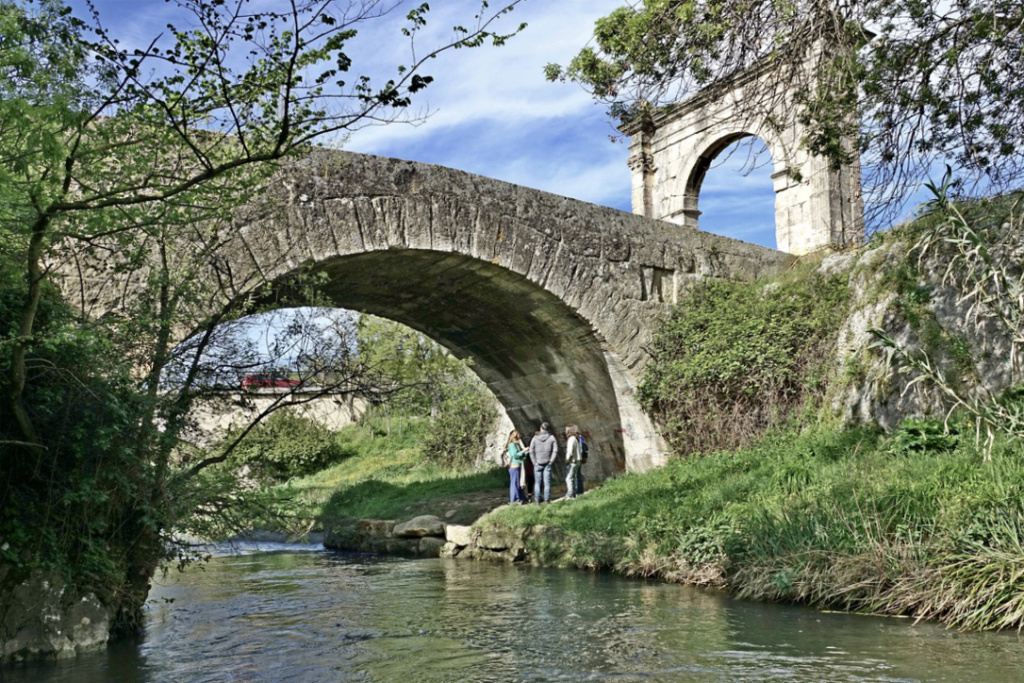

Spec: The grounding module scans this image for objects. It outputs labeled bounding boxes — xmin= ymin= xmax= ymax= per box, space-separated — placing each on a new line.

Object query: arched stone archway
xmin=63 ymin=150 xmax=793 ymax=476
xmin=623 ymin=60 xmax=864 ymax=255
xmin=270 ymin=248 xmax=641 ymax=478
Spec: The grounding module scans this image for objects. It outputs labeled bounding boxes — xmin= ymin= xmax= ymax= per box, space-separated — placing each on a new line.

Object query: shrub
xmin=639 ymin=272 xmax=850 ymax=456
xmin=420 ymin=371 xmax=496 ymax=468
xmin=227 ymin=412 xmax=345 ymax=483
xmin=887 ymin=417 xmax=960 ymax=455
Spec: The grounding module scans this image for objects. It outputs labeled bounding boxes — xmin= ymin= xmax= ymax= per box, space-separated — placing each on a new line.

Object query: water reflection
xmin=4 ymin=546 xmax=1024 ymax=682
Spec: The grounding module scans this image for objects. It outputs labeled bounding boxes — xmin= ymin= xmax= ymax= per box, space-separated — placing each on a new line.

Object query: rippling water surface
xmin=6 ymin=545 xmax=1024 ymax=682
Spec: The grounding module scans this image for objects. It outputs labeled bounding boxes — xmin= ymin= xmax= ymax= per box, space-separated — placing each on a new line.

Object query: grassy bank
xmin=479 ymin=424 xmax=1024 ymax=631
xmin=253 ymin=417 xmax=508 ymax=535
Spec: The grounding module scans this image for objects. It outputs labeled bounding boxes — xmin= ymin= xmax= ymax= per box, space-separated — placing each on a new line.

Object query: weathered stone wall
xmin=183 ymin=389 xmax=365 ymax=447
xmin=62 ymin=150 xmax=793 ymax=476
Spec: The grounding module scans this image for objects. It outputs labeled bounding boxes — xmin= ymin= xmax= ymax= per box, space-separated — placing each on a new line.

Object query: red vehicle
xmin=242 ymin=373 xmax=302 ymax=389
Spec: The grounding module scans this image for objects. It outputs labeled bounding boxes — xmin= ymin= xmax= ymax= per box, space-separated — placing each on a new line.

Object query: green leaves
xmin=868 ymin=177 xmax=1024 ymax=459
xmin=0 ymin=0 xmax=526 ymax=634
xmin=640 ymin=271 xmax=850 ymax=455
xmin=225 ymin=412 xmax=346 ymax=484
xmin=554 ymin=0 xmax=1024 ymax=225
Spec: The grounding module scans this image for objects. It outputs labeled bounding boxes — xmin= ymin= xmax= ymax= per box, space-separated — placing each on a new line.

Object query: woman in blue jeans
xmin=505 ymin=430 xmax=529 ymax=504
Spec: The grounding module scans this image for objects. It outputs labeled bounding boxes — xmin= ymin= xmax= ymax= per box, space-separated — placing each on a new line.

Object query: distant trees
xmin=546 ymin=0 xmax=1024 ymax=226
xmin=355 ymin=315 xmax=497 ymax=467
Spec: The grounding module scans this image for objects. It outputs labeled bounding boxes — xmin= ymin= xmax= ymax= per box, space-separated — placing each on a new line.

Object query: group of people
xmin=505 ymin=422 xmax=586 ymax=505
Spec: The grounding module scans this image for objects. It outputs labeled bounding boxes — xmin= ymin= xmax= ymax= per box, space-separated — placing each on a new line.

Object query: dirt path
xmin=394 ymin=482 xmax=572 ymax=525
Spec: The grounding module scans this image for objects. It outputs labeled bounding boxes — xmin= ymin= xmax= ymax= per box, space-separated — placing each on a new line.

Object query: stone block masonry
xmin=61 ymin=150 xmax=793 ymax=476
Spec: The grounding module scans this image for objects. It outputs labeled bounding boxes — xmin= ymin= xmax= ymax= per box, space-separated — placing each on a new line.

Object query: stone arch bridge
xmin=69 ymin=150 xmax=792 ymax=478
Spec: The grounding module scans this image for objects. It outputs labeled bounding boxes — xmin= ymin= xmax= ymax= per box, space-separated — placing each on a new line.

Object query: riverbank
xmin=243 ymin=418 xmax=510 ymax=537
xmin=311 ymin=422 xmax=1024 ymax=631
xmin=464 ymin=425 xmax=1024 ymax=631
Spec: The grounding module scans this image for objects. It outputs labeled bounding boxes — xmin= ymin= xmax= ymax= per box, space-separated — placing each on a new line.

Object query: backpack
xmin=578 ymin=435 xmax=589 ymax=464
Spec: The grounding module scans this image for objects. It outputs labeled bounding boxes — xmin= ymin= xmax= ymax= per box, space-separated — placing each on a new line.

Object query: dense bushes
xmin=225 ymin=411 xmax=347 ymax=484
xmin=638 ymin=271 xmax=850 ymax=455
xmin=420 ymin=371 xmax=497 ymax=469
xmin=356 ymin=315 xmax=497 ymax=469
xmin=0 ymin=260 xmax=163 ymax=626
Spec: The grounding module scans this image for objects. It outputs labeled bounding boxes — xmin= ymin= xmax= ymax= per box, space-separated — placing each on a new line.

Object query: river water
xmin=5 ymin=544 xmax=1024 ymax=682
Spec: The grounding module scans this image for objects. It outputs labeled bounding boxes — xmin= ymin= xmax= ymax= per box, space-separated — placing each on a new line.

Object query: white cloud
xmin=68 ymin=0 xmax=780 ymax=244
xmin=340 ymin=0 xmax=628 ymax=199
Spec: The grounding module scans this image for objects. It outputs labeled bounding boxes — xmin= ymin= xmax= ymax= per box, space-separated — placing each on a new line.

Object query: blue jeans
xmin=534 ymin=462 xmax=552 ymax=502
xmin=509 ymin=467 xmax=525 ymax=503
xmin=565 ymin=464 xmax=578 ymax=497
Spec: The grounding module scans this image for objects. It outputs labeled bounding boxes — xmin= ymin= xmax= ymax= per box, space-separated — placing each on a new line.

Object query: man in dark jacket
xmin=529 ymin=422 xmax=559 ymax=503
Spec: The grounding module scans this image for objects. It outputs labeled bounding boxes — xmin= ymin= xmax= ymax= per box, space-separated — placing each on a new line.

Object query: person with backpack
xmin=529 ymin=422 xmax=558 ymax=503
xmin=563 ymin=424 xmax=584 ymax=499
xmin=505 ymin=430 xmax=529 ymax=504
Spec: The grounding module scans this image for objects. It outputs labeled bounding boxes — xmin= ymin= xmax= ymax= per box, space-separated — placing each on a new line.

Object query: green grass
xmin=258 ymin=417 xmax=507 ymax=533
xmin=480 ymin=424 xmax=1024 ymax=630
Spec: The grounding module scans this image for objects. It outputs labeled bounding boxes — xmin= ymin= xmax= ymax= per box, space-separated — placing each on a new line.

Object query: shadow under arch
xmin=258 ymin=248 xmax=629 ymax=478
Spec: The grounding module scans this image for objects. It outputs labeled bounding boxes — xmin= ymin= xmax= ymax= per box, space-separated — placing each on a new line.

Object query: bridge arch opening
xmin=246 ymin=248 xmax=631 ymax=478
xmin=683 ymin=134 xmax=778 ymax=250
xmin=177 ymin=305 xmax=510 ymax=459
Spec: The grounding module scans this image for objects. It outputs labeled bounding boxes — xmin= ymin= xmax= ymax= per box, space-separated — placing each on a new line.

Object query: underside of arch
xmin=263 ymin=249 xmax=632 ymax=478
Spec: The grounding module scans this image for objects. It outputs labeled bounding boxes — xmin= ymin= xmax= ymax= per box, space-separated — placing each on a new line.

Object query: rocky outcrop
xmin=323 ymin=510 xmax=573 ymax=566
xmin=393 ymin=515 xmax=446 ymax=538
xmin=825 ymin=230 xmax=1021 ymax=430
xmin=324 ymin=511 xmax=570 ymax=565
xmin=445 ymin=524 xmax=476 ymax=548
xmin=0 ymin=568 xmax=111 ymax=662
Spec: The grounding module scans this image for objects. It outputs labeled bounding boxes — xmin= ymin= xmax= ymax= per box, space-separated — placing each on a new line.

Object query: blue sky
xmin=66 ymin=0 xmax=779 ymax=249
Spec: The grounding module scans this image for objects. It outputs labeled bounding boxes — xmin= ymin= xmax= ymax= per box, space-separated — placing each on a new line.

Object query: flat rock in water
xmin=393 ymin=515 xmax=445 ymax=538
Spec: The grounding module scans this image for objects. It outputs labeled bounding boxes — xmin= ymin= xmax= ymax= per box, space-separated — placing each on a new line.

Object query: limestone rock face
xmin=439 ymin=541 xmax=462 ymax=558
xmin=825 ymin=235 xmax=1021 ymax=430
xmin=476 ymin=526 xmax=527 ymax=552
xmin=393 ymin=515 xmax=446 ymax=538
xmin=359 ymin=519 xmax=397 ymax=538
xmin=0 ymin=569 xmax=110 ymax=662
